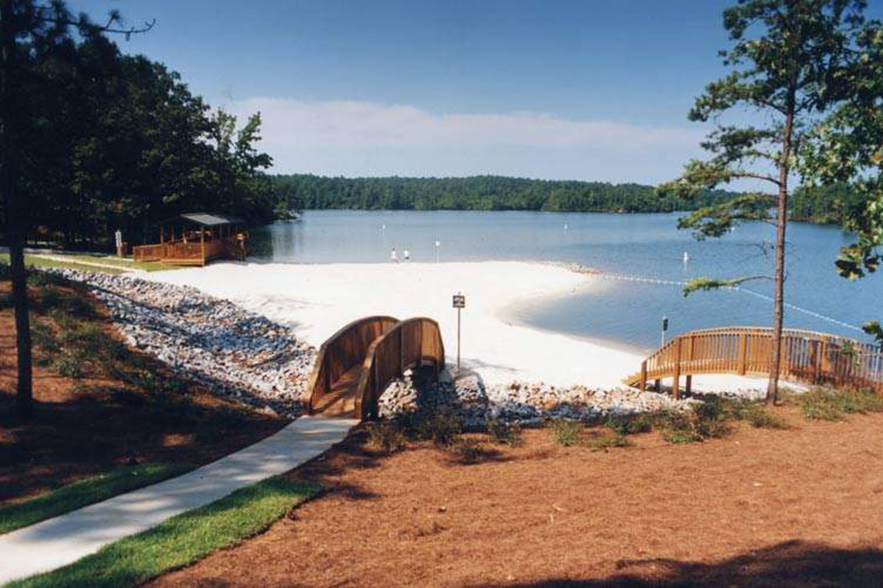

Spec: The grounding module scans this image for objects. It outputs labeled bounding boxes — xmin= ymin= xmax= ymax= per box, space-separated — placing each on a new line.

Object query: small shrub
xmin=736 ymin=402 xmax=789 ymax=429
xmin=416 ymin=412 xmax=462 ymax=448
xmin=129 ymin=370 xmax=188 ymax=397
xmin=52 ymin=351 xmax=85 ymax=379
xmin=605 ymin=413 xmax=653 ymax=436
xmin=28 ymin=271 xmax=70 ymax=288
xmin=38 ymin=288 xmax=62 ymax=310
xmin=30 ymin=321 xmax=59 ymax=354
xmin=585 ymin=431 xmax=630 ymax=452
xmin=547 ymin=418 xmax=582 ymax=447
xmin=487 ymin=419 xmax=523 ymax=447
xmin=366 ymin=421 xmax=406 ymax=453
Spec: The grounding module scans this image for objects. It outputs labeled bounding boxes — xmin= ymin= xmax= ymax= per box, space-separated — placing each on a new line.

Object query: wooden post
xmin=640 ymin=360 xmax=647 ymax=392
xmin=160 ymin=225 xmax=164 ymax=245
xmin=672 ymin=337 xmax=682 ymax=399
xmin=200 ymin=226 xmax=205 ymax=266
xmin=654 ymin=379 xmax=661 ymax=391
xmin=685 ymin=374 xmax=692 ymax=395
xmin=738 ymin=334 xmax=748 ymax=375
xmin=399 ymin=328 xmax=404 ymax=376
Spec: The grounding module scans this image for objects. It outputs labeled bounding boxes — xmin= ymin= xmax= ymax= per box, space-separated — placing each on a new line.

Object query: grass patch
xmin=585 ymin=431 xmax=630 ymax=452
xmin=727 ymin=399 xmax=789 ymax=429
xmin=0 ymin=254 xmax=123 ymax=275
xmin=799 ymin=387 xmax=883 ymax=421
xmin=487 ymin=419 xmax=523 ymax=447
xmin=11 ymin=476 xmax=320 ymax=588
xmin=0 ymin=463 xmax=192 ymax=536
xmin=547 ymin=418 xmax=583 ymax=447
xmin=605 ymin=413 xmax=653 ymax=436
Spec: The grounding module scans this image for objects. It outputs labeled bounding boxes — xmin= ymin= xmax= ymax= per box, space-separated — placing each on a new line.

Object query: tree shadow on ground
xmin=470 ymin=540 xmax=883 ymax=587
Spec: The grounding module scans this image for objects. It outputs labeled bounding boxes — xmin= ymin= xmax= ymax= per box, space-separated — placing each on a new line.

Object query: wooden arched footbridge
xmin=306 ymin=316 xmax=446 ymax=420
xmin=625 ymin=327 xmax=883 ymax=398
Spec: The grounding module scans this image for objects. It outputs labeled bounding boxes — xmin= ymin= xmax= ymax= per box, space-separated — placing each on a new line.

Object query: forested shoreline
xmin=268 ymin=174 xmax=861 ymax=225
xmin=267 ymin=174 xmax=737 ymax=214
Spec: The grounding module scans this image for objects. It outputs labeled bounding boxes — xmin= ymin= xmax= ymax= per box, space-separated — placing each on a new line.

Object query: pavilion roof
xmin=159 ymin=213 xmax=244 ymax=227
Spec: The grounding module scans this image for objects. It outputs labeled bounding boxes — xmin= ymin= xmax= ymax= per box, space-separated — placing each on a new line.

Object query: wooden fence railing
xmin=306 ymin=316 xmax=400 ymax=414
xmin=354 ymin=317 xmax=446 ymax=420
xmin=626 ymin=327 xmax=883 ymax=397
xmin=132 ymin=238 xmax=234 ymax=266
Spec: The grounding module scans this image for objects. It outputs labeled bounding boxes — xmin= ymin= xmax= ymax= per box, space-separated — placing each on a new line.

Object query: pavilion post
xmin=200 ymin=226 xmax=205 ymax=265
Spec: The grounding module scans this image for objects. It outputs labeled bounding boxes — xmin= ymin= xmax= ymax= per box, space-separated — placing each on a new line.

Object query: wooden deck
xmin=625 ymin=326 xmax=883 ymax=397
xmin=132 ymin=238 xmax=243 ymax=267
xmin=306 ymin=316 xmax=446 ymax=420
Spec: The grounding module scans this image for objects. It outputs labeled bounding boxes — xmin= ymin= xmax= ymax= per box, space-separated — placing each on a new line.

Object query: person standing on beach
xmin=403 ymin=248 xmax=410 ymax=262
xmin=390 ymin=248 xmax=399 ymax=263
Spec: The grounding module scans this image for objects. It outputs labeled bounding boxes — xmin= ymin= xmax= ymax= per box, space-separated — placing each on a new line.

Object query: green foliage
xmin=585 ymin=431 xmax=630 ymax=452
xmin=547 ymin=418 xmax=583 ymax=447
xmin=11 ymin=476 xmax=320 ymax=588
xmin=267 ymin=174 xmax=736 ymax=214
xmin=415 ymin=412 xmax=463 ymax=448
xmin=605 ymin=413 xmax=653 ymax=436
xmin=0 ymin=463 xmax=192 ymax=536
xmin=728 ymin=400 xmax=789 ymax=429
xmin=658 ymin=400 xmax=731 ymax=444
xmin=658 ymin=0 xmax=875 ymax=375
xmin=800 ymin=387 xmax=883 ymax=421
xmin=3 ymin=3 xmax=276 ymax=251
xmin=863 ymin=321 xmax=883 ymax=346
xmin=487 ymin=419 xmax=523 ymax=447
xmin=365 ymin=421 xmax=407 ymax=454
xmin=51 ymin=351 xmax=85 ymax=379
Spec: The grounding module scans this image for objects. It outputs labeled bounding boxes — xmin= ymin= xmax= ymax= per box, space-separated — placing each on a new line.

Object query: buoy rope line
xmin=596 ymin=272 xmax=866 ymax=334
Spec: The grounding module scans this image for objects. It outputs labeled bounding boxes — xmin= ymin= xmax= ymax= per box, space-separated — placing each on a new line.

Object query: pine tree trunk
xmin=1 ymin=0 xmax=33 ymax=419
xmin=767 ymin=88 xmax=796 ymax=405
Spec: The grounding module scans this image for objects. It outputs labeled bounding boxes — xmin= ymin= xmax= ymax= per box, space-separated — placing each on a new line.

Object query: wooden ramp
xmin=306 ymin=316 xmax=446 ymax=420
xmin=625 ymin=326 xmax=883 ymax=398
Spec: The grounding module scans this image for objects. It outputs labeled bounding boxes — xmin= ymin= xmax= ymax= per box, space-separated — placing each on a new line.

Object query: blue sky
xmin=68 ymin=0 xmax=883 ymax=184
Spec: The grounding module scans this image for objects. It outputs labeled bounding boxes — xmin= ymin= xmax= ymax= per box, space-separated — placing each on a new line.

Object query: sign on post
xmin=662 ymin=315 xmax=669 ymax=346
xmin=453 ymin=293 xmax=465 ymax=371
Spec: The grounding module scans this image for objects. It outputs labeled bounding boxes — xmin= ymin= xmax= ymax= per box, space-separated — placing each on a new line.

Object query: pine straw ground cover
xmin=154 ymin=400 xmax=883 ymax=587
xmin=0 ymin=269 xmax=288 ymax=515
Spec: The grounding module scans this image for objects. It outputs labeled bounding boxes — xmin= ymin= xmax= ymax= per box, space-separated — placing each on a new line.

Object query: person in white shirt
xmin=403 ymin=248 xmax=410 ymax=262
xmin=390 ymin=248 xmax=399 ymax=263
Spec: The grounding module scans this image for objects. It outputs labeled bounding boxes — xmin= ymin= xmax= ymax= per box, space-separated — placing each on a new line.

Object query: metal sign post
xmin=662 ymin=315 xmax=669 ymax=347
xmin=114 ymin=230 xmax=123 ymax=257
xmin=453 ymin=293 xmax=466 ymax=372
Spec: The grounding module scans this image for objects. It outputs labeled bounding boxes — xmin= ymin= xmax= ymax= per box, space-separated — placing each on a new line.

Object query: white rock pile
xmin=379 ymin=368 xmax=691 ymax=428
xmin=53 ymin=269 xmax=316 ymax=417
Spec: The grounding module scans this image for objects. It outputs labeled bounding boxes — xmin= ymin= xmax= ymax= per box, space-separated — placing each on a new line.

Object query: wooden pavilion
xmin=132 ymin=213 xmax=247 ymax=266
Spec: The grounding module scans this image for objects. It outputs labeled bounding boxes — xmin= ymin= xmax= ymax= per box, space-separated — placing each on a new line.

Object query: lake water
xmin=249 ymin=210 xmax=882 ymax=353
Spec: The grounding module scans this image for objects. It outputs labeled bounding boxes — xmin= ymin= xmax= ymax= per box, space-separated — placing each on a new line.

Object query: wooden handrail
xmin=626 ymin=327 xmax=883 ymax=396
xmin=354 ymin=317 xmax=446 ymax=420
xmin=306 ymin=316 xmax=400 ymax=414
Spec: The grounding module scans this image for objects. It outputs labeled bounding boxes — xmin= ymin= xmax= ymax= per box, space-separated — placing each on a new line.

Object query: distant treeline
xmin=268 ymin=174 xmax=739 ymax=213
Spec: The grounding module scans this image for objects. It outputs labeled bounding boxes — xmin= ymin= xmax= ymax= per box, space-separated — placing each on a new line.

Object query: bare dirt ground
xmin=0 ymin=281 xmax=287 ymax=505
xmin=154 ymin=408 xmax=883 ymax=587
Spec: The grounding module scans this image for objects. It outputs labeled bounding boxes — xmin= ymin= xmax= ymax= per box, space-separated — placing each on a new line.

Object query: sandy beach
xmin=147 ymin=260 xmax=782 ymax=394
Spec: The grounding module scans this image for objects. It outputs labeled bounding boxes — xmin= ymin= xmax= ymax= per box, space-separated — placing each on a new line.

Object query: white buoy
xmin=683 ymin=251 xmax=690 ymax=264
xmin=564 ymin=223 xmax=569 ymax=231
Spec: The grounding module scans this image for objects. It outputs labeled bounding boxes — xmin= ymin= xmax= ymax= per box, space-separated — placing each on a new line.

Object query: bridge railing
xmin=306 ymin=315 xmax=400 ymax=414
xmin=355 ymin=317 xmax=446 ymax=420
xmin=630 ymin=327 xmax=883 ymax=397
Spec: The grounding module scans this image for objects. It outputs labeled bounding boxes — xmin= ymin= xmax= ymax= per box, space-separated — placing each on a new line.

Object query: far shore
xmin=147 ymin=260 xmax=787 ymax=394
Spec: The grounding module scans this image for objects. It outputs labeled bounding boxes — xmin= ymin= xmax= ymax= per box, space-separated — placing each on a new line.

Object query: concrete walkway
xmin=0 ymin=416 xmax=357 ymax=585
